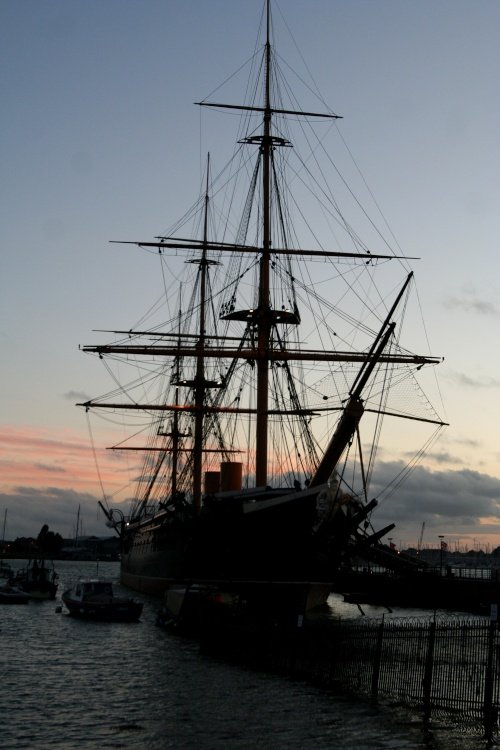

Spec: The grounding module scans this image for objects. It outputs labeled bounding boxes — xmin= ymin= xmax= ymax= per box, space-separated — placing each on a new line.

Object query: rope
xmin=86 ymin=411 xmax=109 ymax=507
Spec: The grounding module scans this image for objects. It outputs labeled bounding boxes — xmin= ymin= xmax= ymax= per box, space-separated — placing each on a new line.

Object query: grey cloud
xmin=444 ymin=370 xmax=500 ymax=389
xmin=3 ymin=464 xmax=500 ymax=549
xmin=1 ymin=487 xmax=130 ymax=540
xmin=64 ymin=390 xmax=91 ymax=402
xmin=444 ymin=297 xmax=498 ymax=316
xmin=34 ymin=463 xmax=67 ymax=474
xmin=370 ymin=462 xmax=500 ymax=542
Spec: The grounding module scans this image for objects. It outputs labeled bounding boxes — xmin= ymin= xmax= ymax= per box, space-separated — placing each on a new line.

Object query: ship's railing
xmin=351 ymin=563 xmax=499 ymax=581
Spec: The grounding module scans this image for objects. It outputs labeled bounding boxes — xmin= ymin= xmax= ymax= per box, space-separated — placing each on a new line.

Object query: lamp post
xmin=438 ymin=535 xmax=444 ymax=575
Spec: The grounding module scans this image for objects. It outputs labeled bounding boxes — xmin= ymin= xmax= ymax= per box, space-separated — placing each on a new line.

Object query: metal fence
xmin=289 ymin=617 xmax=500 ymax=740
xmin=201 ymin=612 xmax=500 ymax=740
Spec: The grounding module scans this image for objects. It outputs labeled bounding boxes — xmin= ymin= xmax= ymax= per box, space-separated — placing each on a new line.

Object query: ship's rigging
xmin=80 ymin=0 xmax=446 ymax=532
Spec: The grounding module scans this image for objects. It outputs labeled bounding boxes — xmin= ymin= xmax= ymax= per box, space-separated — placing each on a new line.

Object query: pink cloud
xmin=0 ymin=425 xmax=140 ymax=497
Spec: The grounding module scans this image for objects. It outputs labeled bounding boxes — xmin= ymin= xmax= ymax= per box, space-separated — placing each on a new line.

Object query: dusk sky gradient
xmin=1 ymin=0 xmax=500 ymax=550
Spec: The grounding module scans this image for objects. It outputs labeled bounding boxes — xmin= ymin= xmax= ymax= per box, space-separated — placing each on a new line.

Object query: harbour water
xmin=0 ymin=560 xmax=489 ymax=749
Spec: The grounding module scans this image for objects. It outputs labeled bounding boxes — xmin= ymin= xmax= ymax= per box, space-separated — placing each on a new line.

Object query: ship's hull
xmin=120 ymin=564 xmax=175 ymax=597
xmin=120 ymin=484 xmax=365 ymax=609
xmin=121 ymin=557 xmax=333 ymax=611
xmin=120 ymin=508 xmax=189 ymax=595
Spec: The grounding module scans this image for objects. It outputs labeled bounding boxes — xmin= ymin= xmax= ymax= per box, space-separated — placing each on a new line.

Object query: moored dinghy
xmin=62 ymin=579 xmax=143 ymax=621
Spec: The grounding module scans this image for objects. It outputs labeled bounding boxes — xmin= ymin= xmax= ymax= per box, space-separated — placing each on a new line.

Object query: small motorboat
xmin=0 ymin=582 xmax=30 ymax=604
xmin=62 ymin=579 xmax=143 ymax=622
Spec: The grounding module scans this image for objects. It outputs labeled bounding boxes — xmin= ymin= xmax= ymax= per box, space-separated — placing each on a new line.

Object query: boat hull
xmin=62 ymin=579 xmax=144 ymax=622
xmin=0 ymin=585 xmax=30 ymax=604
xmin=120 ymin=485 xmax=360 ymax=610
xmin=62 ymin=593 xmax=143 ymax=622
xmin=120 ymin=567 xmax=172 ymax=597
xmin=18 ymin=584 xmax=57 ymax=601
xmin=62 ymin=598 xmax=143 ymax=621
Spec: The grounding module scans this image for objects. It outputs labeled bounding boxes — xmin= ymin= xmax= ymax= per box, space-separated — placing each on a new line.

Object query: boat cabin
xmin=74 ymin=580 xmax=114 ymax=602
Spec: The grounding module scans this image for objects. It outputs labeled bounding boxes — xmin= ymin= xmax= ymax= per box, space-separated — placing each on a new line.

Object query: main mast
xmin=255 ymin=0 xmax=272 ymax=487
xmin=192 ymin=1 xmax=341 ymax=486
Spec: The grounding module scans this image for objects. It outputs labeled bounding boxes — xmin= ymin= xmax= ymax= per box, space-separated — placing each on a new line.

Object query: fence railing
xmin=298 ymin=617 xmax=500 ymax=740
xmin=201 ymin=612 xmax=500 ymax=740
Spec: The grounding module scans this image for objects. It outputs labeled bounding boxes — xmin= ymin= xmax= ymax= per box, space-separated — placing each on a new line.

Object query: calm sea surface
xmin=0 ymin=560 xmax=489 ymax=749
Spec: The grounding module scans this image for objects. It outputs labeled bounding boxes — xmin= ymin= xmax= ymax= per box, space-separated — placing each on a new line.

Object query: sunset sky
xmin=2 ymin=0 xmax=500 ymax=551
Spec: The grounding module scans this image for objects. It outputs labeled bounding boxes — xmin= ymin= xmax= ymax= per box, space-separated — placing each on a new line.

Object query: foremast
xmin=177 ymin=155 xmax=219 ymax=510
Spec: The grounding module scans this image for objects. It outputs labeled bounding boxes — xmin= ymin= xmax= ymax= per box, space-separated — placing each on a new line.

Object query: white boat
xmin=62 ymin=579 xmax=143 ymax=622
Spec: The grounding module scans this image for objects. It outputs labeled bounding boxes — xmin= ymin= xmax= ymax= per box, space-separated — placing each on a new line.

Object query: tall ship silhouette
xmin=80 ymin=1 xmax=445 ymax=610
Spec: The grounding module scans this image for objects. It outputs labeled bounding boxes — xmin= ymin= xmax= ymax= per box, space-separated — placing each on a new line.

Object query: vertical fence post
xmin=371 ymin=620 xmax=384 ymax=698
xmin=422 ymin=619 xmax=436 ymax=721
xmin=483 ymin=620 xmax=496 ymax=742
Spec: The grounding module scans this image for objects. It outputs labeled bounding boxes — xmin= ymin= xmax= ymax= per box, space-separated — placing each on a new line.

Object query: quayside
xmin=79 ymin=0 xmax=446 ymax=613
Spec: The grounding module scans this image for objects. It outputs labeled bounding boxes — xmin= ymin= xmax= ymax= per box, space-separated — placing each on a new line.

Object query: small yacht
xmin=62 ymin=579 xmax=143 ymax=622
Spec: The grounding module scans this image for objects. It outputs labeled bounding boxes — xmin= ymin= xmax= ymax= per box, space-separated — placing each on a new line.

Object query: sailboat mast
xmin=1 ymin=509 xmax=7 ymax=550
xmin=75 ymin=504 xmax=80 ymax=548
xmin=255 ymin=0 xmax=272 ymax=487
